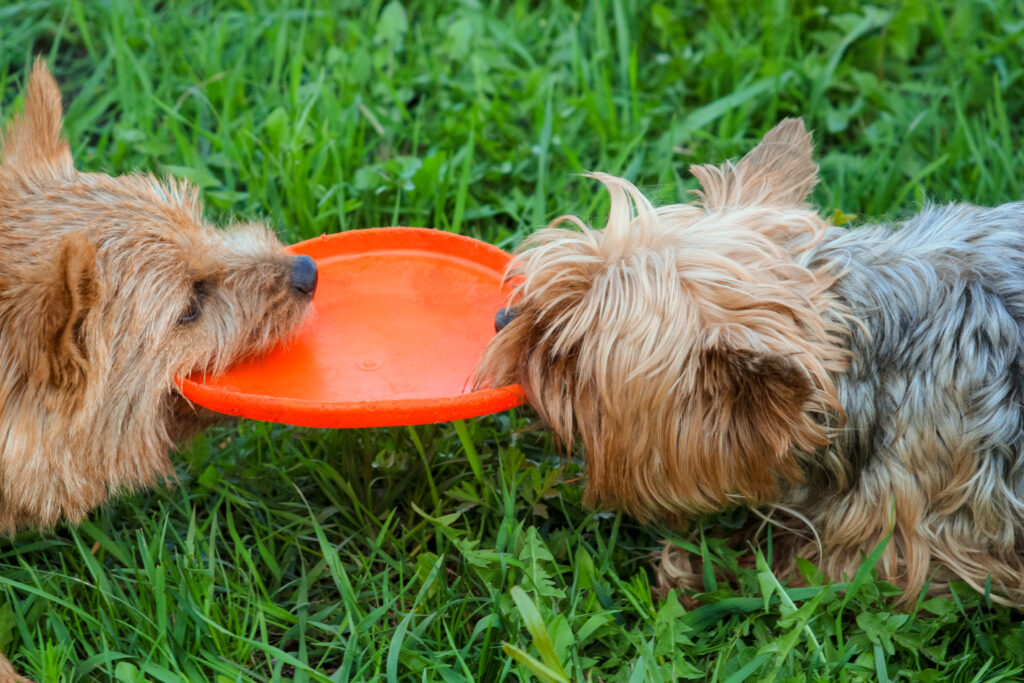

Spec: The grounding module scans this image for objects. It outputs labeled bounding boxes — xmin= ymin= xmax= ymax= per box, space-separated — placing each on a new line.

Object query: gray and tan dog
xmin=479 ymin=119 xmax=1024 ymax=607
xmin=0 ymin=61 xmax=317 ymax=680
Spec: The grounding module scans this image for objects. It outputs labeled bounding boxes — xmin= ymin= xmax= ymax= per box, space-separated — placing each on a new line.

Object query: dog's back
xmin=800 ymin=203 xmax=1024 ymax=599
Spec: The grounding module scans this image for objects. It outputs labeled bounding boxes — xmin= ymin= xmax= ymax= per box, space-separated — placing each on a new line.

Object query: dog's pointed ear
xmin=691 ymin=118 xmax=818 ymax=209
xmin=40 ymin=232 xmax=98 ymax=394
xmin=683 ymin=346 xmax=825 ymax=505
xmin=1 ymin=58 xmax=73 ymax=177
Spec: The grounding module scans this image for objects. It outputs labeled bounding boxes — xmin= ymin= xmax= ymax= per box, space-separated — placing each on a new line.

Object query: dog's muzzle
xmin=494 ymin=306 xmax=518 ymax=332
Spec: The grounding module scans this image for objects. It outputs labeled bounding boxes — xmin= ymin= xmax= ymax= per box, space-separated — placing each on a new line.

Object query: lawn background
xmin=2 ymin=0 xmax=1024 ymax=680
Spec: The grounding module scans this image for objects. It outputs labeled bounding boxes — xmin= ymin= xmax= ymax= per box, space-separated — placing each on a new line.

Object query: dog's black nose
xmin=495 ymin=306 xmax=518 ymax=332
xmin=290 ymin=255 xmax=318 ymax=297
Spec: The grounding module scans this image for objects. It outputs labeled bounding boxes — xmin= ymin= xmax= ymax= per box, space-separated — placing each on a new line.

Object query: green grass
xmin=2 ymin=0 xmax=1024 ymax=680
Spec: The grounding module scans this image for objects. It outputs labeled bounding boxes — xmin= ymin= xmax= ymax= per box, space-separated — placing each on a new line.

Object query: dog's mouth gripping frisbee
xmin=177 ymin=227 xmax=524 ymax=428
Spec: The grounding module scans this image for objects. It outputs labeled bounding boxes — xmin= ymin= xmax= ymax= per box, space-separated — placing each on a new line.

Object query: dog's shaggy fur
xmin=478 ymin=118 xmax=1024 ymax=608
xmin=0 ymin=62 xmax=316 ymax=680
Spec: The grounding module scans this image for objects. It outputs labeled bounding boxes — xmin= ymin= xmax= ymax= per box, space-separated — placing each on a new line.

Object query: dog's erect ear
xmin=1 ymin=58 xmax=73 ymax=177
xmin=691 ymin=118 xmax=818 ymax=209
xmin=41 ymin=232 xmax=98 ymax=394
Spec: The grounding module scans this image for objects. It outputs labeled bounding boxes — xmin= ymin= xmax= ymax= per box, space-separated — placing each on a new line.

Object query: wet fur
xmin=478 ymin=118 xmax=1024 ymax=608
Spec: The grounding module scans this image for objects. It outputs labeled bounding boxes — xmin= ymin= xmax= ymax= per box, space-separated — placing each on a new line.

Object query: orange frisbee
xmin=177 ymin=227 xmax=524 ymax=428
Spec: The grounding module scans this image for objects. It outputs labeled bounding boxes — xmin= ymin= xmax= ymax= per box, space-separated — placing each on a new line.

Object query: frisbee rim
xmin=175 ymin=227 xmax=525 ymax=428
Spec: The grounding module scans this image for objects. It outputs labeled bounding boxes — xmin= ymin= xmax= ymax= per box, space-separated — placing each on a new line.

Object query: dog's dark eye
xmin=177 ymin=282 xmax=206 ymax=325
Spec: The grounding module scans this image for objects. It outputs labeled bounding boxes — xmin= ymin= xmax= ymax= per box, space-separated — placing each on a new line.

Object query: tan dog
xmin=0 ymin=61 xmax=316 ymax=680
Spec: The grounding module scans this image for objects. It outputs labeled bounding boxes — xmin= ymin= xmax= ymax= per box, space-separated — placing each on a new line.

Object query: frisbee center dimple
xmin=358 ymin=358 xmax=384 ymax=371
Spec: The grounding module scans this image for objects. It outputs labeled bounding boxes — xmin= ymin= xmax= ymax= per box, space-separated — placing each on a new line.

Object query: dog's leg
xmin=653 ymin=521 xmax=814 ymax=604
xmin=924 ymin=524 xmax=1024 ymax=607
xmin=654 ymin=540 xmax=706 ymax=605
xmin=0 ymin=652 xmax=32 ymax=683
xmin=165 ymin=393 xmax=231 ymax=444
